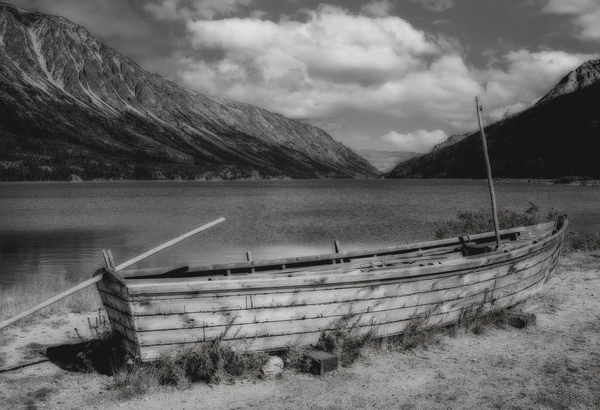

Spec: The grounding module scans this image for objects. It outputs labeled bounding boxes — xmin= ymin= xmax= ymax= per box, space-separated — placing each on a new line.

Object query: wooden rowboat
xmin=96 ymin=215 xmax=568 ymax=362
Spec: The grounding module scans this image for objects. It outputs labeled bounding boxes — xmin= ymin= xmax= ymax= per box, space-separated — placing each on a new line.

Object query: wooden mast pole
xmin=0 ymin=217 xmax=225 ymax=331
xmin=475 ymin=97 xmax=501 ymax=250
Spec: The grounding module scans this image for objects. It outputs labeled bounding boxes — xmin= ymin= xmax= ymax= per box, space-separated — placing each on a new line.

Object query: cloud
xmin=380 ymin=130 xmax=448 ymax=152
xmin=173 ymin=3 xmax=599 ymax=144
xmin=14 ymin=0 xmax=154 ymax=40
xmin=182 ymin=5 xmax=440 ymax=91
xmin=145 ymin=0 xmax=255 ymax=21
xmin=479 ymin=49 xmax=600 ymax=108
xmin=144 ymin=0 xmax=183 ymax=21
xmin=543 ymin=0 xmax=600 ymax=40
xmin=361 ymin=0 xmax=394 ymax=17
xmin=487 ymin=100 xmax=536 ymax=123
xmin=410 ymin=0 xmax=456 ymax=12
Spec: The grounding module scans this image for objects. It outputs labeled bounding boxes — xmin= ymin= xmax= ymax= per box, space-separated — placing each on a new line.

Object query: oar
xmin=0 ymin=217 xmax=225 ymax=331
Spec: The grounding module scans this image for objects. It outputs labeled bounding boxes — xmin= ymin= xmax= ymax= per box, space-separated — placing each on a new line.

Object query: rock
xmin=261 ymin=356 xmax=284 ymax=377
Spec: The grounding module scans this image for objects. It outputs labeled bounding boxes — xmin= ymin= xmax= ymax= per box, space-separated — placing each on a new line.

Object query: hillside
xmin=0 ymin=3 xmax=379 ymax=181
xmin=385 ymin=60 xmax=600 ymax=179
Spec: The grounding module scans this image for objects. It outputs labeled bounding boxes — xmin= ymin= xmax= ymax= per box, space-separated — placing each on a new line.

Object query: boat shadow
xmin=45 ymin=336 xmax=126 ymax=375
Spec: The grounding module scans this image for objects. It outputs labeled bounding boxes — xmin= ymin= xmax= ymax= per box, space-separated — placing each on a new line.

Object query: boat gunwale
xmin=121 ymin=220 xmax=566 ymax=296
xmin=119 ymin=221 xmax=557 ymax=279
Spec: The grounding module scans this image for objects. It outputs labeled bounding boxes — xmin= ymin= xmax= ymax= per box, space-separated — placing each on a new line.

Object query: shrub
xmin=316 ymin=313 xmax=375 ymax=367
xmin=563 ymin=231 xmax=600 ymax=254
xmin=432 ymin=201 xmax=557 ymax=239
xmin=388 ymin=314 xmax=444 ymax=351
xmin=111 ymin=341 xmax=268 ymax=398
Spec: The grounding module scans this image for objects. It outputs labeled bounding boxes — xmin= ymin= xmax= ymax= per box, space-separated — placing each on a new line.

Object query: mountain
xmin=358 ymin=149 xmax=422 ymax=172
xmin=385 ymin=60 xmax=600 ymax=180
xmin=430 ymin=133 xmax=468 ymax=152
xmin=0 ymin=3 xmax=379 ymax=181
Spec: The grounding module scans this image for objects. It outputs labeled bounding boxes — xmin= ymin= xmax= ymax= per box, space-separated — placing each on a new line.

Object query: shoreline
xmin=0 ymin=178 xmax=599 ymax=186
xmin=1 ymin=252 xmax=600 ymax=409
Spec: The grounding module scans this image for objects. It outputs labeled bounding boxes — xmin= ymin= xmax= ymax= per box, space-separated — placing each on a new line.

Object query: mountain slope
xmin=0 ymin=3 xmax=379 ymax=181
xmin=385 ymin=60 xmax=600 ymax=180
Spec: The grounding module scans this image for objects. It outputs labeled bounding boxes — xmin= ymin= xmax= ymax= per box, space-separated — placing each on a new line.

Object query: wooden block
xmin=506 ymin=310 xmax=536 ymax=329
xmin=303 ymin=349 xmax=338 ymax=375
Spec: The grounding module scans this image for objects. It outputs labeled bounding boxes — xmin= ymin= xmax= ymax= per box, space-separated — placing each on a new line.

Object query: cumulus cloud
xmin=479 ymin=49 xmax=600 ymax=108
xmin=410 ymin=0 xmax=456 ymax=12
xmin=381 ymin=130 xmax=448 ymax=152
xmin=170 ymin=3 xmax=600 ymax=145
xmin=543 ymin=0 xmax=600 ymax=40
xmin=361 ymin=0 xmax=394 ymax=17
xmin=487 ymin=100 xmax=535 ymax=123
xmin=178 ymin=6 xmax=440 ymax=102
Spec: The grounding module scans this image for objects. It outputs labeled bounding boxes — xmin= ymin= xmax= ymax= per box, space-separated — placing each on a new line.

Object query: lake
xmin=1 ymin=179 xmax=598 ymax=286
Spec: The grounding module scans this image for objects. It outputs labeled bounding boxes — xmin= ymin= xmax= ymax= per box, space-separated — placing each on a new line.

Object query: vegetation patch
xmin=315 ymin=312 xmax=376 ymax=367
xmin=432 ymin=200 xmax=600 ymax=255
xmin=0 ymin=276 xmax=102 ymax=322
xmin=431 ymin=201 xmax=556 ymax=240
xmin=111 ymin=339 xmax=269 ymax=399
xmin=22 ymin=386 xmax=55 ymax=410
xmin=563 ymin=231 xmax=600 ymax=254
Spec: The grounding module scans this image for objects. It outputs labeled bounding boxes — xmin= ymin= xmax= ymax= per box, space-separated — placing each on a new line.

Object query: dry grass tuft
xmin=316 ymin=312 xmax=376 ymax=367
xmin=281 ymin=346 xmax=312 ymax=373
xmin=0 ymin=275 xmax=102 ymax=322
xmin=563 ymin=231 xmax=600 ymax=254
xmin=388 ymin=314 xmax=446 ymax=351
xmin=454 ymin=306 xmax=509 ymax=335
xmin=111 ymin=340 xmax=269 ymax=398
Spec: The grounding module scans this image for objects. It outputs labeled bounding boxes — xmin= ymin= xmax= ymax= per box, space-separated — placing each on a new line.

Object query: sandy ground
xmin=1 ymin=252 xmax=599 ymax=410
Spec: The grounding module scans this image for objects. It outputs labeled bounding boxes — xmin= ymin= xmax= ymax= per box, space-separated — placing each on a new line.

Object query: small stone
xmin=261 ymin=356 xmax=284 ymax=377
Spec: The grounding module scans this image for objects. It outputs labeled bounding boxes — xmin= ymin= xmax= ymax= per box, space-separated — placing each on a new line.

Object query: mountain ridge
xmin=0 ymin=3 xmax=379 ymax=181
xmin=384 ymin=59 xmax=600 ymax=180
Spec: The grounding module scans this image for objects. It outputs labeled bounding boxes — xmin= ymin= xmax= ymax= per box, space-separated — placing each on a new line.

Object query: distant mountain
xmin=358 ymin=149 xmax=422 ymax=172
xmin=0 ymin=3 xmax=379 ymax=181
xmin=430 ymin=133 xmax=468 ymax=152
xmin=385 ymin=59 xmax=600 ymax=180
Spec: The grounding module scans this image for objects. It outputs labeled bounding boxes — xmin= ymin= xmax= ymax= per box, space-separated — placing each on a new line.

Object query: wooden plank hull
xmin=96 ymin=218 xmax=568 ymax=362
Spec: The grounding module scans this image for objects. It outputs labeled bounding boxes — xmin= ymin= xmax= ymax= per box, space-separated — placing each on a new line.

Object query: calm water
xmin=1 ymin=179 xmax=598 ymax=286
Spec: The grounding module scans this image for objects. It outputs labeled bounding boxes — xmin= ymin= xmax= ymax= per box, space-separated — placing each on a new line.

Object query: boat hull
xmin=97 ymin=218 xmax=567 ymax=361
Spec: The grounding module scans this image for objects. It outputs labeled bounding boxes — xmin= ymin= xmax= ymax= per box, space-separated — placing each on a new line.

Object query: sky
xmin=9 ymin=0 xmax=600 ymax=153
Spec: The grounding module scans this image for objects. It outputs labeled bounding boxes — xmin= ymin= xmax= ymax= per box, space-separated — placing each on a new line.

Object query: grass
xmin=0 ymin=275 xmax=103 ymax=323
xmin=432 ymin=200 xmax=600 ymax=255
xmin=431 ymin=200 xmax=556 ymax=240
xmin=563 ymin=231 xmax=600 ymax=254
xmin=74 ymin=308 xmax=113 ymax=342
xmin=23 ymin=387 xmax=55 ymax=410
xmin=111 ymin=345 xmax=269 ymax=398
xmin=110 ymin=322 xmax=269 ymax=399
xmin=315 ymin=312 xmax=376 ymax=367
xmin=311 ymin=304 xmax=517 ymax=372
